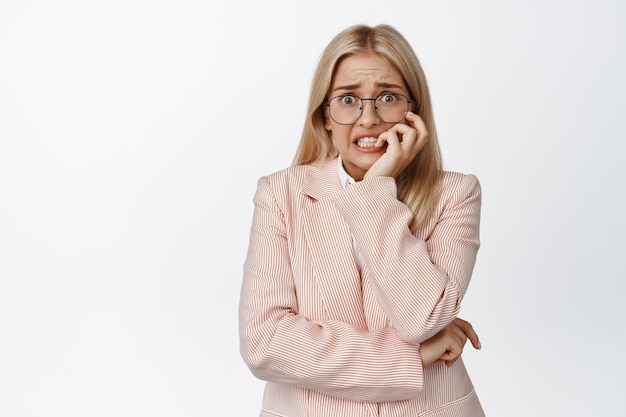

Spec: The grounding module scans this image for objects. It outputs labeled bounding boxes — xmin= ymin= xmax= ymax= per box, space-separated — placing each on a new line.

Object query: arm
xmin=331 ymin=173 xmax=481 ymax=344
xmin=239 ymin=176 xmax=425 ymax=402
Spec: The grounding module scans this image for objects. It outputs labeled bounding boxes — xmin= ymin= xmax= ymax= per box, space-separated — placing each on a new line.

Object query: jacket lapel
xmin=300 ymin=160 xmax=366 ymax=328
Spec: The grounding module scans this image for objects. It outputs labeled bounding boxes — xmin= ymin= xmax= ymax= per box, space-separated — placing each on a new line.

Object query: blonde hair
xmin=293 ymin=24 xmax=443 ymax=232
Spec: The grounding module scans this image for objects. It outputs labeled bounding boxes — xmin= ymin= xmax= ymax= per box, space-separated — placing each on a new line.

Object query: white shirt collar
xmin=337 ymin=155 xmax=356 ymax=189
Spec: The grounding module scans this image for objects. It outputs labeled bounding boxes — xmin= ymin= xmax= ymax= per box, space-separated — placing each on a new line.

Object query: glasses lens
xmin=328 ymin=96 xmax=362 ymax=125
xmin=376 ymin=94 xmax=409 ymax=123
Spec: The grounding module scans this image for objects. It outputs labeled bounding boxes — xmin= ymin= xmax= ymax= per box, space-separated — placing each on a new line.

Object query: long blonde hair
xmin=293 ymin=24 xmax=443 ymax=232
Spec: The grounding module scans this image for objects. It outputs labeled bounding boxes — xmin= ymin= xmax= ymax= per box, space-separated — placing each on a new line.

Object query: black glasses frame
xmin=326 ymin=93 xmax=413 ymax=125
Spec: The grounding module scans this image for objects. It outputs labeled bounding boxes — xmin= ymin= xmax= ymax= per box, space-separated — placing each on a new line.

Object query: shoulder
xmin=260 ymin=164 xmax=311 ymax=194
xmin=265 ymin=164 xmax=310 ymax=182
xmin=259 ymin=159 xmax=338 ymax=197
xmin=437 ymin=171 xmax=481 ymax=206
xmin=439 ymin=171 xmax=480 ymax=190
xmin=254 ymin=163 xmax=326 ymax=210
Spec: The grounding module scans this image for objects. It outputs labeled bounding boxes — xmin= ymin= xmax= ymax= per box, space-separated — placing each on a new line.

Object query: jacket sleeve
xmin=331 ymin=174 xmax=481 ymax=344
xmin=239 ymin=176 xmax=425 ymax=403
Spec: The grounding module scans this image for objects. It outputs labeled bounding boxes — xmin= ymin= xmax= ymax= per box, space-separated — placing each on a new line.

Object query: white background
xmin=1 ymin=0 xmax=624 ymax=416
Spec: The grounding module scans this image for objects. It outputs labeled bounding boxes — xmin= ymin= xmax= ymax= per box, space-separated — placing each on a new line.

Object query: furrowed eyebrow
xmin=376 ymin=82 xmax=405 ymax=90
xmin=332 ymin=83 xmax=361 ymax=92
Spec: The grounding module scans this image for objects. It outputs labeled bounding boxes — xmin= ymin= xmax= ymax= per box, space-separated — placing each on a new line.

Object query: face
xmin=325 ymin=52 xmax=410 ymax=181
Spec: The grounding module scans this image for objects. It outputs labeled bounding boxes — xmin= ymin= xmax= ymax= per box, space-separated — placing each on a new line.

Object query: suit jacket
xmin=239 ymin=158 xmax=484 ymax=417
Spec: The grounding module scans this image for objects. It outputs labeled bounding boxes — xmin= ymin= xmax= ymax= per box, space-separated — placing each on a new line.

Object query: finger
xmin=386 ymin=123 xmax=417 ymax=145
xmin=444 ymin=356 xmax=461 ymax=368
xmin=454 ymin=318 xmax=481 ymax=349
xmin=439 ymin=344 xmax=463 ymax=366
xmin=404 ymin=112 xmax=428 ymax=147
xmin=405 ymin=111 xmax=427 ymax=132
xmin=443 ymin=327 xmax=466 ymax=354
xmin=445 ymin=323 xmax=468 ymax=346
xmin=453 ymin=318 xmax=481 ymax=350
xmin=440 ymin=348 xmax=462 ymax=361
xmin=375 ymin=132 xmax=388 ymax=148
xmin=382 ymin=129 xmax=401 ymax=152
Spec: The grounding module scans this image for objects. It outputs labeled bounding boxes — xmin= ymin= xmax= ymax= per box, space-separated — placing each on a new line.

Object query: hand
xmin=363 ymin=112 xmax=429 ymax=180
xmin=419 ymin=318 xmax=481 ymax=368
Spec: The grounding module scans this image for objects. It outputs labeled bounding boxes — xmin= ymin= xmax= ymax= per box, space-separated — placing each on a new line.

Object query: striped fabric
xmin=239 ymin=158 xmax=484 ymax=416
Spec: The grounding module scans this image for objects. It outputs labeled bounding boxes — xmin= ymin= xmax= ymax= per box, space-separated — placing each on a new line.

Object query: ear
xmin=324 ymin=106 xmax=332 ymax=131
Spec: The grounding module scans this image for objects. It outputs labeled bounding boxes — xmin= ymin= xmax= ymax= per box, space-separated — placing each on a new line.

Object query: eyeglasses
xmin=326 ymin=93 xmax=412 ymax=125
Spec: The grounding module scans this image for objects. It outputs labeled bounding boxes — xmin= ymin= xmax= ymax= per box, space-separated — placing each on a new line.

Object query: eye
xmin=379 ymin=93 xmax=399 ymax=104
xmin=339 ymin=95 xmax=358 ymax=105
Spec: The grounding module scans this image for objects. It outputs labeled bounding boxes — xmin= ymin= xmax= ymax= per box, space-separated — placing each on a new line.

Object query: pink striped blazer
xmin=239 ymin=158 xmax=484 ymax=416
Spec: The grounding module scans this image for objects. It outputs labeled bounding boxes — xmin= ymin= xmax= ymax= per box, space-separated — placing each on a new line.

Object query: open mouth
xmin=355 ymin=137 xmax=378 ymax=148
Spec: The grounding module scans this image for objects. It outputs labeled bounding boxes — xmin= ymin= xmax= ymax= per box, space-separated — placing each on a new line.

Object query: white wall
xmin=1 ymin=0 xmax=624 ymax=415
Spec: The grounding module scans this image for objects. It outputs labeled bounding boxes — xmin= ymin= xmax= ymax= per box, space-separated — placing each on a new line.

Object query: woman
xmin=239 ymin=24 xmax=485 ymax=416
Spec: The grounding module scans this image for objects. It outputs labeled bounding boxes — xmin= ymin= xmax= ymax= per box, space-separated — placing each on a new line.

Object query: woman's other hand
xmin=419 ymin=318 xmax=481 ymax=368
xmin=363 ymin=112 xmax=428 ymax=180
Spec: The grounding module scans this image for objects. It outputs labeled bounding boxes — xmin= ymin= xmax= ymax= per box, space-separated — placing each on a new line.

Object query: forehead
xmin=331 ymin=53 xmax=405 ymax=90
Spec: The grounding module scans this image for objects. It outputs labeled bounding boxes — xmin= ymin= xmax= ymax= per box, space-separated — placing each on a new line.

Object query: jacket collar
xmin=300 ymin=158 xmax=343 ymax=201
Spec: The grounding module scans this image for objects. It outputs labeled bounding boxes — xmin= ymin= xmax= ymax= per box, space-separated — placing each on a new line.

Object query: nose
xmin=357 ymin=98 xmax=381 ymax=127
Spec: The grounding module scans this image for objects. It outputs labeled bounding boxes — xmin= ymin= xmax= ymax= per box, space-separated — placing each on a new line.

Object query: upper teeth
xmin=357 ymin=137 xmax=377 ymax=146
